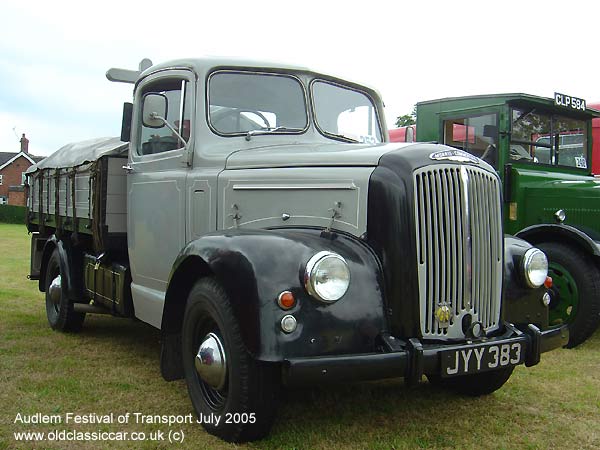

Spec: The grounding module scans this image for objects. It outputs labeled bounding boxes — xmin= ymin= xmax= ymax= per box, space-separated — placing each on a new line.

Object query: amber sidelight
xmin=277 ymin=291 xmax=296 ymax=310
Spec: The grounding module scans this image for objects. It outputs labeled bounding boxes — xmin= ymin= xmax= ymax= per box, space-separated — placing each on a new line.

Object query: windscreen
xmin=312 ymin=81 xmax=382 ymax=144
xmin=511 ymin=108 xmax=588 ymax=169
xmin=209 ymin=72 xmax=307 ymax=135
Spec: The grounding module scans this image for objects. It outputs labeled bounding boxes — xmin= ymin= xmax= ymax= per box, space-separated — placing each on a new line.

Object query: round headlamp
xmin=304 ymin=251 xmax=350 ymax=302
xmin=522 ymin=248 xmax=548 ymax=288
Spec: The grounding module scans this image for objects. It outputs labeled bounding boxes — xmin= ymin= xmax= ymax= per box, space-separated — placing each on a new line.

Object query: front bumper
xmin=282 ymin=323 xmax=568 ymax=386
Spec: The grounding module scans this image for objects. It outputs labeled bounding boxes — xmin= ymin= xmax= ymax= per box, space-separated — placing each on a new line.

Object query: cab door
xmin=127 ymin=70 xmax=194 ymax=328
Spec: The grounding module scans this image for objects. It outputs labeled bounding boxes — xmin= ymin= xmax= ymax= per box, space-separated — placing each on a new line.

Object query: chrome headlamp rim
xmin=304 ymin=250 xmax=350 ymax=303
xmin=522 ymin=247 xmax=548 ymax=288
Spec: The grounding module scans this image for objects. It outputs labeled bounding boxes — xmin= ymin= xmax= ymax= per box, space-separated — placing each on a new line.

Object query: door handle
xmin=122 ymin=164 xmax=133 ymax=173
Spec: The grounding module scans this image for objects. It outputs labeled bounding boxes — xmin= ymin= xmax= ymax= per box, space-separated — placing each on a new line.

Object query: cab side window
xmin=443 ymin=114 xmax=498 ymax=167
xmin=139 ymin=79 xmax=191 ymax=155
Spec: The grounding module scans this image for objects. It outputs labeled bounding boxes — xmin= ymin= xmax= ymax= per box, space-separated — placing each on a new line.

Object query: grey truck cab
xmin=26 ymin=58 xmax=567 ymax=442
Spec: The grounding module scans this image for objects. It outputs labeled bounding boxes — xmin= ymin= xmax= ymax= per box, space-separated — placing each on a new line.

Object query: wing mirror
xmin=120 ymin=102 xmax=133 ymax=142
xmin=483 ymin=124 xmax=498 ymax=140
xmin=142 ymin=93 xmax=168 ymax=128
xmin=141 ymin=93 xmax=188 ymax=149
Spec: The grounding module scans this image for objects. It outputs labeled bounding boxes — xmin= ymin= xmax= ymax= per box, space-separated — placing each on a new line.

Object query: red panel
xmin=589 ymin=103 xmax=600 ymax=175
xmin=389 ymin=126 xmax=416 ymax=143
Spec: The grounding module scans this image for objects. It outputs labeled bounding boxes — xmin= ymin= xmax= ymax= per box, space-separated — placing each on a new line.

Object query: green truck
xmin=413 ymin=93 xmax=600 ymax=347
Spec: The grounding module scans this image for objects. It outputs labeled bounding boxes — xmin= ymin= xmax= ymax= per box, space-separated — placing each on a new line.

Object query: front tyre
xmin=428 ymin=366 xmax=514 ymax=396
xmin=537 ymin=242 xmax=600 ymax=348
xmin=182 ymin=277 xmax=280 ymax=442
xmin=45 ymin=248 xmax=85 ymax=332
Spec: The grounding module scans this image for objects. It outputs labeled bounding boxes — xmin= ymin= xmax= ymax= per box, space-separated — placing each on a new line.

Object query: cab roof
xmin=417 ymin=93 xmax=600 ymax=118
xmin=137 ymin=57 xmax=383 ymax=99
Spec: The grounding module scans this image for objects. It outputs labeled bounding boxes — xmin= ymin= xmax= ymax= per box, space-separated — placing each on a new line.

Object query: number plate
xmin=440 ymin=342 xmax=523 ymax=378
xmin=554 ymin=92 xmax=586 ymax=111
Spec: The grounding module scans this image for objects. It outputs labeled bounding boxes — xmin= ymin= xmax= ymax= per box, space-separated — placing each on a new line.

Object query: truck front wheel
xmin=181 ymin=277 xmax=280 ymax=442
xmin=428 ymin=366 xmax=514 ymax=396
xmin=44 ymin=248 xmax=85 ymax=332
xmin=537 ymin=242 xmax=600 ymax=348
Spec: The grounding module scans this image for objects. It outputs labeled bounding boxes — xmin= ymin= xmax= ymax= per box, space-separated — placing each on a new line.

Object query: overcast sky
xmin=1 ymin=0 xmax=598 ymax=156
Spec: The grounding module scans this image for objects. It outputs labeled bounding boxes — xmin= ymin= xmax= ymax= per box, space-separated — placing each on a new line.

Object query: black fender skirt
xmin=502 ymin=235 xmax=550 ymax=328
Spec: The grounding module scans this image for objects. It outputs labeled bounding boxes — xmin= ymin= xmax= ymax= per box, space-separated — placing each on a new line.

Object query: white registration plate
xmin=440 ymin=342 xmax=524 ymax=378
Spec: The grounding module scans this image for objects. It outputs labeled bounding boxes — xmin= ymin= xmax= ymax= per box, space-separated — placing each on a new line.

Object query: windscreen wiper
xmin=245 ymin=126 xmax=304 ymax=141
xmin=514 ymin=108 xmax=536 ymax=124
xmin=326 ymin=133 xmax=360 ymax=143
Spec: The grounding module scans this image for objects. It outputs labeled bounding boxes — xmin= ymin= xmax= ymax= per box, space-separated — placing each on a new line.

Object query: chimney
xmin=20 ymin=133 xmax=29 ymax=154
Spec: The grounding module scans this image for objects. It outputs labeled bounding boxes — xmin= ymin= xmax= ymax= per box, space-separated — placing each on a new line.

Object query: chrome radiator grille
xmin=414 ymin=165 xmax=503 ymax=339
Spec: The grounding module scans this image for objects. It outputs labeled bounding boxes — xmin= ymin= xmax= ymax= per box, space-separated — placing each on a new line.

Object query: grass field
xmin=0 ymin=223 xmax=599 ymax=449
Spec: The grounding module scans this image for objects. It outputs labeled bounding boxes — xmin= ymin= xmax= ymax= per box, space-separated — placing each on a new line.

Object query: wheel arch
xmin=161 ymin=230 xmax=287 ymax=357
xmin=159 ymin=228 xmax=387 ymax=381
xmin=39 ymin=235 xmax=85 ymax=302
xmin=159 ymin=233 xmax=261 ymax=382
xmin=39 ymin=238 xmax=55 ymax=292
xmin=39 ymin=236 xmax=64 ymax=292
xmin=162 ymin=254 xmax=213 ymax=335
xmin=516 ymin=224 xmax=600 ymax=260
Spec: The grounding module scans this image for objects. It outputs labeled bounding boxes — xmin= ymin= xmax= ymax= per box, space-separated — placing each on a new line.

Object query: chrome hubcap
xmin=195 ymin=332 xmax=227 ymax=390
xmin=49 ymin=275 xmax=62 ymax=306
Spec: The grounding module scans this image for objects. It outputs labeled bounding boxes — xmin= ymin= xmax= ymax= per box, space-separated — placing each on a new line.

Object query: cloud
xmin=0 ymin=109 xmax=116 ymax=156
xmin=0 ymin=0 xmax=598 ymax=156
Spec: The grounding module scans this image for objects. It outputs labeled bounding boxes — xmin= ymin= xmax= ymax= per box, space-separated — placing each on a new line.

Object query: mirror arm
xmin=149 ymin=113 xmax=188 ymax=149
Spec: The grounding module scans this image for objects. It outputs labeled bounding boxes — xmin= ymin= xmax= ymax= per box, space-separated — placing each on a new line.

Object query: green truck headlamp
xmin=522 ymin=248 xmax=548 ymax=288
xmin=304 ymin=251 xmax=350 ymax=302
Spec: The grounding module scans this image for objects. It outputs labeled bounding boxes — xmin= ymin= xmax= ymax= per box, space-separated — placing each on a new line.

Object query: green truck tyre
xmin=537 ymin=242 xmax=600 ymax=347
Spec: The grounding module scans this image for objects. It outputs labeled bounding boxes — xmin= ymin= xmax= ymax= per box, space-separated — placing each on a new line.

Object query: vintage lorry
xmin=26 ymin=58 xmax=567 ymax=442
xmin=408 ymin=93 xmax=600 ymax=347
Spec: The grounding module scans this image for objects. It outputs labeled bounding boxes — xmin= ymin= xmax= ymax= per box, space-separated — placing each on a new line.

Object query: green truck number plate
xmin=440 ymin=342 xmax=523 ymax=377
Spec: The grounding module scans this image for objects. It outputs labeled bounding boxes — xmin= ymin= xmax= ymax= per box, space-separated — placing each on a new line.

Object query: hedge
xmin=0 ymin=205 xmax=27 ymax=224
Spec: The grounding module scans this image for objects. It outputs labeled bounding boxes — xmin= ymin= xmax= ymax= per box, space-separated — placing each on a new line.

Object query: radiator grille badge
xmin=435 ymin=305 xmax=452 ymax=328
xmin=429 ymin=149 xmax=480 ymax=164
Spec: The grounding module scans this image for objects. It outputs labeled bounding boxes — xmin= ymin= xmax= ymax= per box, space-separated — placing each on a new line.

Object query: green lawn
xmin=0 ymin=223 xmax=599 ymax=449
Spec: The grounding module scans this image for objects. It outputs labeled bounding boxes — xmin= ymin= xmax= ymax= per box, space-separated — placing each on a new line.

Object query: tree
xmin=395 ymin=106 xmax=417 ymax=128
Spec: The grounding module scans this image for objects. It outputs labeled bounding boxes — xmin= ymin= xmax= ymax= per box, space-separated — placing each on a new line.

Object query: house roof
xmin=0 ymin=152 xmax=15 ymax=166
xmin=0 ymin=151 xmax=43 ymax=171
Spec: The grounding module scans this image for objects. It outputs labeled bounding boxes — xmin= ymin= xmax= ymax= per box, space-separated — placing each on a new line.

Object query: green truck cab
xmin=415 ymin=93 xmax=600 ymax=347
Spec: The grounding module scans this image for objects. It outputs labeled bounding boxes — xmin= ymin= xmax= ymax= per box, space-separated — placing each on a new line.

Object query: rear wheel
xmin=428 ymin=366 xmax=514 ymax=396
xmin=182 ymin=277 xmax=280 ymax=442
xmin=45 ymin=248 xmax=85 ymax=332
xmin=537 ymin=242 xmax=600 ymax=348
